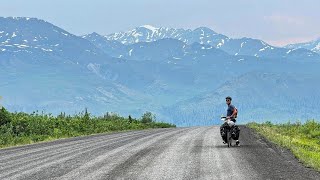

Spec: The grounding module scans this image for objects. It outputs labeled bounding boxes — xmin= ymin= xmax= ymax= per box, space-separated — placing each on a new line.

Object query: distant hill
xmin=97 ymin=25 xmax=319 ymax=59
xmin=160 ymin=72 xmax=320 ymax=126
xmin=285 ymin=38 xmax=320 ymax=54
xmin=1 ymin=17 xmax=320 ymax=126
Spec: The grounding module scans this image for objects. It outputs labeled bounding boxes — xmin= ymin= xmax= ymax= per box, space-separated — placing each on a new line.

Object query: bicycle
xmin=220 ymin=116 xmax=236 ymax=147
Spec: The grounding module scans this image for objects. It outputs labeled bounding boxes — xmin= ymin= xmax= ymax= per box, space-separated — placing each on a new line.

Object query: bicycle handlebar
xmin=221 ymin=116 xmax=237 ymax=121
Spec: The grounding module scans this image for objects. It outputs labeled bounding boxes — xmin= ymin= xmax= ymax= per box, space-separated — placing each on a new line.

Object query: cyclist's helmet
xmin=226 ymin=96 xmax=232 ymax=101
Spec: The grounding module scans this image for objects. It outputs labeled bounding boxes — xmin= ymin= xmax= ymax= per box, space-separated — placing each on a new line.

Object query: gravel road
xmin=0 ymin=126 xmax=319 ymax=180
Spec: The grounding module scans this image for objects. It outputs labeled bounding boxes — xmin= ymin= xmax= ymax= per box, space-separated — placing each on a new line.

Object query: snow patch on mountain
xmin=140 ymin=25 xmax=159 ymax=33
xmin=129 ymin=49 xmax=133 ymax=56
xmin=313 ymin=43 xmax=320 ymax=51
xmin=285 ymin=38 xmax=320 ymax=54
xmin=216 ymin=39 xmax=225 ymax=48
xmin=12 ymin=32 xmax=17 ymax=38
xmin=240 ymin=42 xmax=246 ymax=48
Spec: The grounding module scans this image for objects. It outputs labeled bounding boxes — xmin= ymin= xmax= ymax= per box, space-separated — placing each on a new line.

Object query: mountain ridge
xmin=285 ymin=38 xmax=320 ymax=54
xmin=1 ymin=17 xmax=320 ymax=126
xmin=84 ymin=25 xmax=319 ymax=59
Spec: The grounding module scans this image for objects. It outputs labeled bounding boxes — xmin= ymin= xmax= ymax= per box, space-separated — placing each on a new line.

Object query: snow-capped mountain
xmin=0 ymin=17 xmax=108 ymax=64
xmin=1 ymin=17 xmax=320 ymax=126
xmin=285 ymin=38 xmax=320 ymax=54
xmin=106 ymin=25 xmax=229 ymax=46
xmin=82 ymin=32 xmax=126 ymax=57
xmin=98 ymin=25 xmax=319 ymax=59
xmin=106 ymin=39 xmax=229 ymax=62
xmin=0 ymin=17 xmax=153 ymax=116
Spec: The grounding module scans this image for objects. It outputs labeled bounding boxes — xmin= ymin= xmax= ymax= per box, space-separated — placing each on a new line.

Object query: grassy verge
xmin=248 ymin=120 xmax=320 ymax=171
xmin=0 ymin=107 xmax=175 ymax=148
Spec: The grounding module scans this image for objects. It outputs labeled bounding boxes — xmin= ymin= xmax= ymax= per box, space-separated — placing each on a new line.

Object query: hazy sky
xmin=1 ymin=0 xmax=319 ymax=46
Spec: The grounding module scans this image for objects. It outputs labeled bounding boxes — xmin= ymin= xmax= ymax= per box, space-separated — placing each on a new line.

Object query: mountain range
xmin=285 ymin=38 xmax=320 ymax=54
xmin=1 ymin=17 xmax=320 ymax=126
xmin=100 ymin=25 xmax=318 ymax=59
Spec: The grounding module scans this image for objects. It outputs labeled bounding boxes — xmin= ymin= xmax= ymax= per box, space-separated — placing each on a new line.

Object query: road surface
xmin=0 ymin=126 xmax=319 ymax=180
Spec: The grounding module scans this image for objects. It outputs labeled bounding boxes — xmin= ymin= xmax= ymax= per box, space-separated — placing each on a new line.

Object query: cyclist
xmin=221 ymin=96 xmax=240 ymax=146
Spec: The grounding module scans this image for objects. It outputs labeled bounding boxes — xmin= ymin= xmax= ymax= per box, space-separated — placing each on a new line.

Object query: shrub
xmin=0 ymin=109 xmax=175 ymax=148
xmin=141 ymin=112 xmax=155 ymax=124
xmin=0 ymin=107 xmax=11 ymax=126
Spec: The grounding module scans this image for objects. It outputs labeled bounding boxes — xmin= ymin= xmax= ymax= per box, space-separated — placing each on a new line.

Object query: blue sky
xmin=1 ymin=0 xmax=319 ymax=46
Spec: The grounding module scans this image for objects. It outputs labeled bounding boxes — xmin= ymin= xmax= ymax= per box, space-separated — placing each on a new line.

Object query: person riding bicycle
xmin=220 ymin=96 xmax=240 ymax=146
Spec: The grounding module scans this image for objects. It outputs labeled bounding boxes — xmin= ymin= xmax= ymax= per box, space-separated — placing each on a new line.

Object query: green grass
xmin=248 ymin=120 xmax=320 ymax=171
xmin=0 ymin=107 xmax=175 ymax=148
